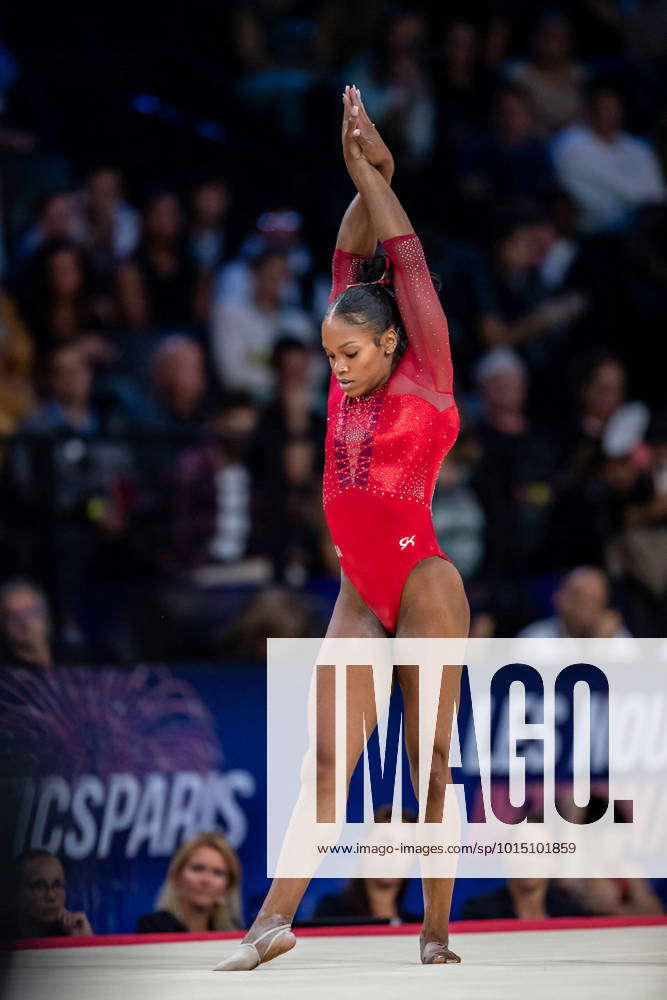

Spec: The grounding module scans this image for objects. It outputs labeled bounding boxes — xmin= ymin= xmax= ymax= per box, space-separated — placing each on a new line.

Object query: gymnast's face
xmin=322 ymin=314 xmax=398 ymax=398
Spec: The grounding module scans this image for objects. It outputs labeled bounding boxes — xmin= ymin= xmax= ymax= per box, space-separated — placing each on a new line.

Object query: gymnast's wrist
xmin=348 ymin=156 xmax=378 ymax=188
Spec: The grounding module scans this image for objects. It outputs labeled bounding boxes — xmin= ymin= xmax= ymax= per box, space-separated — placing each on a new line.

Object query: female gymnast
xmin=215 ymin=85 xmax=469 ymax=971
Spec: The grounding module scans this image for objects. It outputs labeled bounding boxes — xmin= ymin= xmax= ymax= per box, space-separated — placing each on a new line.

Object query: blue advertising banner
xmin=3 ymin=664 xmax=268 ymax=933
xmin=2 ymin=660 xmax=658 ymax=933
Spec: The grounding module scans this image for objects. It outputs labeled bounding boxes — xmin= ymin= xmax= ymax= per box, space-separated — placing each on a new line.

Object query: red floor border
xmin=9 ymin=914 xmax=667 ymax=951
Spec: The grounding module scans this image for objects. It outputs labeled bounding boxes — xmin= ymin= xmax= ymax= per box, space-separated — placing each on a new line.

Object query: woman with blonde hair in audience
xmin=136 ymin=831 xmax=243 ymax=933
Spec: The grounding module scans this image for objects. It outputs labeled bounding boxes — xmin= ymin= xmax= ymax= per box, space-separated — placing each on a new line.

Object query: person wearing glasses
xmin=12 ymin=850 xmax=92 ymax=938
xmin=0 ymin=579 xmax=54 ymax=669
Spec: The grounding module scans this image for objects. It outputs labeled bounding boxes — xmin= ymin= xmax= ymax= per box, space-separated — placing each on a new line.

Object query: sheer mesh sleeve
xmin=329 ymin=249 xmax=372 ymax=303
xmin=383 ymin=234 xmax=454 ymax=410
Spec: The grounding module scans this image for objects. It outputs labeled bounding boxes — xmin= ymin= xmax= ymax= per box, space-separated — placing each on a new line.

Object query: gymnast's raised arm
xmin=330 ymin=87 xmax=396 ymax=299
xmin=335 ymin=85 xmax=395 ymax=253
xmin=342 ymin=91 xmax=453 ymax=397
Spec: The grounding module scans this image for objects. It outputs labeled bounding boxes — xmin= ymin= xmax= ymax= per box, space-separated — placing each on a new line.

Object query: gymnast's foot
xmin=213 ymin=913 xmax=296 ymax=971
xmin=420 ymin=930 xmax=461 ymax=964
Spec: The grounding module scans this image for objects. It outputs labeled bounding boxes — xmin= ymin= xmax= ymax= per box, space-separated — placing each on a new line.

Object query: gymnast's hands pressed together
xmin=341 ymin=85 xmax=394 ymax=181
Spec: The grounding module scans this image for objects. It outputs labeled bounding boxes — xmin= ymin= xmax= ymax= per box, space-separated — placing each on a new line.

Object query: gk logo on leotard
xmin=399 ymin=535 xmax=416 ymax=549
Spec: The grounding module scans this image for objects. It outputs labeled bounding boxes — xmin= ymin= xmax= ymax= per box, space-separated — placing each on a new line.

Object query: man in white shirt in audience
xmin=551 ymin=81 xmax=666 ymax=233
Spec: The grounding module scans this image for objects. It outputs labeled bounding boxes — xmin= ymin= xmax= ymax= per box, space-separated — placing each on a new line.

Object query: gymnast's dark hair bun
xmin=358 ymin=250 xmax=443 ymax=295
xmin=356 ymin=253 xmax=392 ymax=285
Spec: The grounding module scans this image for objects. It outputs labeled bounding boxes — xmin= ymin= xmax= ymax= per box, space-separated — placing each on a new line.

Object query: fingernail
xmin=353 ymin=129 xmax=360 ymax=136
xmin=352 ymin=106 xmax=358 ymax=113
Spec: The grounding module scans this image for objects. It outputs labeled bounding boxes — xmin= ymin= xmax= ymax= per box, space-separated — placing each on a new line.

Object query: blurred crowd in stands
xmin=1 ymin=0 xmax=666 ymax=667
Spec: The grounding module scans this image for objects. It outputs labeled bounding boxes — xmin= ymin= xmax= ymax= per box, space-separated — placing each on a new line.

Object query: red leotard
xmin=323 ymin=233 xmax=460 ymax=633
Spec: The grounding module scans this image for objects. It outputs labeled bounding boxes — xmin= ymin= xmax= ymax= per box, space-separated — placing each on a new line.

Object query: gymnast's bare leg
xmin=213 ymin=572 xmax=388 ymax=970
xmin=395 ymin=556 xmax=470 ymax=964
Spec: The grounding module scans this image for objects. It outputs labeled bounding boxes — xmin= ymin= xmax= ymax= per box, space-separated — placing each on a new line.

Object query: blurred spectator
xmin=534 ymin=186 xmax=582 ymax=293
xmin=146 ymin=392 xmax=266 ymax=657
xmin=605 ymin=414 xmax=667 ymax=634
xmin=556 ymin=792 xmax=664 ymax=914
xmin=234 ymin=0 xmax=317 ymax=73
xmin=223 ymin=586 xmax=323 ymax=660
xmin=461 ymin=877 xmax=588 ymax=920
xmin=211 ymin=249 xmax=314 ymax=401
xmin=545 ymin=357 xmax=654 ymax=576
xmin=115 ymin=190 xmax=207 ymax=330
xmin=563 ymin=875 xmax=663 ymax=918
xmin=551 ymin=81 xmax=666 ymax=233
xmin=548 ymin=439 xmax=656 ymax=575
xmin=557 ymin=793 xmax=664 ymax=915
xmin=159 ymin=392 xmax=259 ymax=575
xmin=473 ymin=348 xmax=556 ymax=630
xmin=0 ymin=578 xmax=53 ymax=668
xmin=15 ymin=189 xmax=85 ymax=261
xmin=567 ymin=353 xmax=628 ymax=476
xmin=558 ymin=354 xmax=629 ymax=478
xmin=251 ymin=337 xmax=325 ymax=581
xmin=480 ymin=214 xmax=546 ymax=349
xmin=10 ymin=345 xmax=137 ymax=649
xmin=432 ymin=439 xmax=486 ymax=582
xmin=148 ymin=335 xmax=209 ymax=432
xmin=508 ymin=12 xmax=586 ymax=135
xmin=479 ymin=213 xmax=586 ymax=366
xmin=469 ymin=611 xmax=497 ymax=638
xmin=13 ymin=850 xmax=92 ymax=938
xmin=345 ymin=9 xmax=436 ymax=166
xmin=456 ymin=85 xmax=554 ymax=214
xmin=519 ymin=565 xmax=631 ymax=637
xmin=0 ymin=287 xmax=35 ymax=435
xmin=136 ymin=334 xmax=211 ymax=489
xmin=430 ymin=239 xmax=497 ymax=384
xmin=535 ymin=185 xmax=627 ymax=357
xmin=313 ymin=877 xmax=420 ymax=925
xmin=136 ymin=831 xmax=243 ymax=933
xmin=15 ymin=240 xmax=113 ymax=366
xmin=234 ymin=5 xmax=319 ymax=139
xmin=482 ymin=13 xmax=512 ymax=74
xmin=20 ymin=343 xmax=99 ymax=434
xmin=434 ymin=19 xmax=491 ymax=163
xmin=312 ymin=805 xmax=420 ymax=924
xmin=215 ymin=209 xmax=313 ymax=309
xmin=188 ymin=176 xmax=230 ymax=273
xmin=82 ymin=167 xmax=140 ymax=269
xmin=132 ymin=336 xmax=211 ymax=544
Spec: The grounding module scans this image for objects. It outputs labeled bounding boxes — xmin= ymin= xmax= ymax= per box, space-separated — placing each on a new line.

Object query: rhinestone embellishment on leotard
xmin=333 ymin=386 xmax=385 ymax=487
